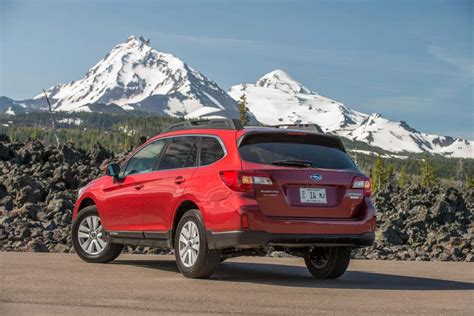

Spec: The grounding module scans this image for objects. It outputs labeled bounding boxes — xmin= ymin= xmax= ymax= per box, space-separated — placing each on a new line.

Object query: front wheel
xmin=72 ymin=206 xmax=123 ymax=263
xmin=304 ymin=246 xmax=352 ymax=279
xmin=174 ymin=210 xmax=221 ymax=278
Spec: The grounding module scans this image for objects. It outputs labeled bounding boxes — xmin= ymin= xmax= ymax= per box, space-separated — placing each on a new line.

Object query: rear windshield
xmin=238 ymin=133 xmax=356 ymax=170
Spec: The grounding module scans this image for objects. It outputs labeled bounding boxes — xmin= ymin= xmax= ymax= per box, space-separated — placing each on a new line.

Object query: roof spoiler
xmin=265 ymin=123 xmax=324 ymax=133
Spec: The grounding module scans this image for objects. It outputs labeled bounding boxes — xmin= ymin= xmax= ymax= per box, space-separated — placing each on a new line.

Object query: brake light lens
xmin=220 ymin=171 xmax=273 ymax=192
xmin=352 ymin=176 xmax=372 ymax=197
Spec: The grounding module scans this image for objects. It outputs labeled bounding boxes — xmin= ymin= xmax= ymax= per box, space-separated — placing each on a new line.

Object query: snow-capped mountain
xmin=337 ymin=113 xmax=472 ymax=157
xmin=1 ymin=37 xmax=472 ymax=158
xmin=229 ymin=70 xmax=472 ymax=158
xmin=23 ymin=36 xmax=238 ymax=118
xmin=230 ymin=69 xmax=367 ymax=131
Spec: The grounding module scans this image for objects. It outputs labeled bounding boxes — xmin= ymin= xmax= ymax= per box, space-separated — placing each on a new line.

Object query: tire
xmin=174 ymin=210 xmax=221 ymax=278
xmin=72 ymin=205 xmax=123 ymax=263
xmin=304 ymin=246 xmax=352 ymax=279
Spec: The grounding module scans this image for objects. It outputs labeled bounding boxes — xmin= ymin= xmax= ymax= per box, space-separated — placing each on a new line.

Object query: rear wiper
xmin=271 ymin=159 xmax=313 ymax=168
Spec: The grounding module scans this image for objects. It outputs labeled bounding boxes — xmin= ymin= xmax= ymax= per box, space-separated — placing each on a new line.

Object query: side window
xmin=121 ymin=140 xmax=165 ymax=176
xmin=200 ymin=137 xmax=225 ymax=166
xmin=158 ymin=136 xmax=197 ymax=170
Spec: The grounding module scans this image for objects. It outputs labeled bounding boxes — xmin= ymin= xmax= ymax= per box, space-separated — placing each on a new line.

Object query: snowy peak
xmin=126 ymin=35 xmax=150 ymax=45
xmin=256 ymin=69 xmax=312 ymax=94
xmin=230 ymin=69 xmax=367 ymax=131
xmin=31 ymin=36 xmax=238 ymax=118
xmin=230 ymin=71 xmax=472 ymax=158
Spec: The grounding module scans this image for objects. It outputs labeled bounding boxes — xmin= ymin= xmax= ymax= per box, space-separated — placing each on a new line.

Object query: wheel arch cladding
xmin=172 ymin=200 xmax=201 ymax=245
xmin=75 ymin=197 xmax=96 ymax=219
xmin=79 ymin=197 xmax=96 ymax=211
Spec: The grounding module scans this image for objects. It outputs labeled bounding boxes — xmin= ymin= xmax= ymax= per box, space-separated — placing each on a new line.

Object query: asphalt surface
xmin=1 ymin=253 xmax=473 ymax=315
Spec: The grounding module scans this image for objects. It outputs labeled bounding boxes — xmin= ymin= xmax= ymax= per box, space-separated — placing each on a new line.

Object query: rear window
xmin=238 ymin=133 xmax=356 ymax=170
xmin=200 ymin=137 xmax=225 ymax=166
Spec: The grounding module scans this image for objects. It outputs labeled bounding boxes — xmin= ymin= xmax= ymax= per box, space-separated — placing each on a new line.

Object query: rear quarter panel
xmin=178 ymin=130 xmax=244 ymax=231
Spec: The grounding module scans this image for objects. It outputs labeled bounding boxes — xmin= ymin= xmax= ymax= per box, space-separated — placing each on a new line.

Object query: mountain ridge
xmin=229 ymin=70 xmax=472 ymax=158
xmin=1 ymin=36 xmax=472 ymax=158
xmin=23 ymin=36 xmax=238 ymax=119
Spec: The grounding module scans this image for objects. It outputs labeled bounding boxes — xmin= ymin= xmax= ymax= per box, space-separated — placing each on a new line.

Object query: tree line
xmin=1 ymin=111 xmax=473 ymax=186
xmin=370 ymin=155 xmax=473 ymax=191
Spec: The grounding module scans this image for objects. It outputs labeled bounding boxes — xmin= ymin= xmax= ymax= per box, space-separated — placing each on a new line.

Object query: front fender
xmin=73 ymin=193 xmax=100 ymax=220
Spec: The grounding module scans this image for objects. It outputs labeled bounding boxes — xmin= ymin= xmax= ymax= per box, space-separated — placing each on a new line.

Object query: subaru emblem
xmin=310 ymin=174 xmax=322 ymax=181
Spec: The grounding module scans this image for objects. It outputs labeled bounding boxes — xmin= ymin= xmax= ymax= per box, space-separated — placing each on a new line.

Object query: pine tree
xmin=371 ymin=156 xmax=384 ymax=192
xmin=398 ymin=165 xmax=409 ymax=188
xmin=238 ymin=94 xmax=249 ymax=126
xmin=383 ymin=164 xmax=395 ymax=186
xmin=419 ymin=159 xmax=438 ymax=188
xmin=454 ymin=159 xmax=467 ymax=189
xmin=467 ymin=178 xmax=474 ymax=189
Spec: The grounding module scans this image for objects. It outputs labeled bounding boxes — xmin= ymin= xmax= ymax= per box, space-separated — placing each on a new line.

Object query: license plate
xmin=300 ymin=188 xmax=327 ymax=204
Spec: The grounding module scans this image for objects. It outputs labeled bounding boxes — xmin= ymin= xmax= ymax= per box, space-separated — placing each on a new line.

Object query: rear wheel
xmin=72 ymin=206 xmax=123 ymax=263
xmin=174 ymin=210 xmax=221 ymax=278
xmin=304 ymin=246 xmax=351 ymax=279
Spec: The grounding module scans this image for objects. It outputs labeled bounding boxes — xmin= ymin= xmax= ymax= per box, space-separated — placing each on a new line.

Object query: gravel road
xmin=1 ymin=253 xmax=473 ymax=315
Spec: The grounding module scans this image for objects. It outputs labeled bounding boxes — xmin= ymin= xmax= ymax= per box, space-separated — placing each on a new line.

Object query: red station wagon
xmin=72 ymin=119 xmax=376 ymax=279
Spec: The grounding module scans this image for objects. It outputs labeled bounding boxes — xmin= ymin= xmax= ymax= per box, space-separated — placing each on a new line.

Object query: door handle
xmin=174 ymin=176 xmax=185 ymax=184
xmin=134 ymin=184 xmax=144 ymax=190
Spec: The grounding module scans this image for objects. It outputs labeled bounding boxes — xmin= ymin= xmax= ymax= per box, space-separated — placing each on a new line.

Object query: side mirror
xmin=105 ymin=163 xmax=120 ymax=178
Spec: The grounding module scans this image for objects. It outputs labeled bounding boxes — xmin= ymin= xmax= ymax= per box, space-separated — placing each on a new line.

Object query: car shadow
xmin=113 ymin=259 xmax=180 ymax=273
xmin=112 ymin=259 xmax=474 ymax=291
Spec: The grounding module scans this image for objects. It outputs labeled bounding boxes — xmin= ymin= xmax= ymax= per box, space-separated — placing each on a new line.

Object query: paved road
xmin=1 ymin=253 xmax=473 ymax=315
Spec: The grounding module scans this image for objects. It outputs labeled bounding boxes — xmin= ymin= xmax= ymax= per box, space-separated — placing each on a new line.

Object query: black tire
xmin=304 ymin=246 xmax=351 ymax=279
xmin=174 ymin=210 xmax=221 ymax=279
xmin=72 ymin=206 xmax=123 ymax=263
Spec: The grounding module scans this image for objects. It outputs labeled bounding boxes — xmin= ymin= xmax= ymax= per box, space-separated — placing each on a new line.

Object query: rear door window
xmin=158 ymin=136 xmax=198 ymax=170
xmin=239 ymin=133 xmax=355 ymax=170
xmin=200 ymin=137 xmax=225 ymax=166
xmin=121 ymin=140 xmax=166 ymax=176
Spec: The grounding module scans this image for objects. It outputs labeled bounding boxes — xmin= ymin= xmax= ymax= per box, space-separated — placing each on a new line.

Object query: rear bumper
xmin=206 ymin=230 xmax=375 ymax=249
xmin=203 ymin=196 xmax=376 ymax=250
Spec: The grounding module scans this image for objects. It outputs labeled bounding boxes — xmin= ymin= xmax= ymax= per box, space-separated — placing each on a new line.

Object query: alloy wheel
xmin=178 ymin=221 xmax=200 ymax=267
xmin=77 ymin=215 xmax=107 ymax=255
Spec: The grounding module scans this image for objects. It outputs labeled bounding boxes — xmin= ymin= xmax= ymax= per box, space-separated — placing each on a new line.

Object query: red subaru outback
xmin=72 ymin=119 xmax=375 ymax=279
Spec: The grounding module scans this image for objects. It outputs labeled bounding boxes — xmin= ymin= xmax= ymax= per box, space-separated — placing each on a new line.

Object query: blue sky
xmin=1 ymin=0 xmax=472 ymax=138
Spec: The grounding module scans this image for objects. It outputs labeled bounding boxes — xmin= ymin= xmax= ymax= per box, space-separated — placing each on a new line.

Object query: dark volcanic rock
xmin=25 ymin=239 xmax=49 ymax=252
xmin=353 ymin=185 xmax=473 ymax=262
xmin=0 ymin=134 xmax=11 ymax=143
xmin=60 ymin=145 xmax=82 ymax=165
xmin=0 ymin=139 xmax=119 ymax=253
xmin=0 ymin=184 xmax=7 ymax=199
xmin=0 ymin=143 xmax=12 ymax=160
xmin=90 ymin=142 xmax=112 ymax=164
xmin=0 ymin=139 xmax=472 ymax=260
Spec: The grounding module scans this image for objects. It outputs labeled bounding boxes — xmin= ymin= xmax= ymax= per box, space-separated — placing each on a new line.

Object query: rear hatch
xmin=238 ymin=131 xmax=365 ymax=219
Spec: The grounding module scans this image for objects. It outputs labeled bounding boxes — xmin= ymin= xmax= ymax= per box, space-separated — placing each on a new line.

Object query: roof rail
xmin=164 ymin=118 xmax=243 ymax=132
xmin=266 ymin=123 xmax=324 ymax=133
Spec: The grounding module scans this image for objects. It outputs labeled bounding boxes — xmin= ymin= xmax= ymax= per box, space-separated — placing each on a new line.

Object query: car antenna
xmin=43 ymin=89 xmax=60 ymax=147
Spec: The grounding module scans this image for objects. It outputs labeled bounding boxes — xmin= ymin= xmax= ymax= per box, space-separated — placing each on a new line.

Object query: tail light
xmin=219 ymin=171 xmax=273 ymax=192
xmin=352 ymin=176 xmax=372 ymax=197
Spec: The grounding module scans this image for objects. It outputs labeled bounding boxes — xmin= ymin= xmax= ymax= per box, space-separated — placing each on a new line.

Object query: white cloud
xmin=428 ymin=45 xmax=474 ymax=76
